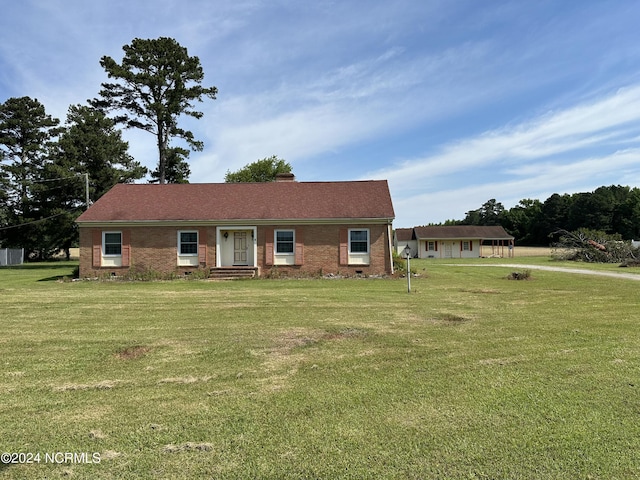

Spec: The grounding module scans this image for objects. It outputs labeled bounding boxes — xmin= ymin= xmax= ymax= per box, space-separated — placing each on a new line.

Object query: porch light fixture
xmin=403 ymin=244 xmax=412 ymax=294
xmin=223 ymin=232 xmax=228 ymax=240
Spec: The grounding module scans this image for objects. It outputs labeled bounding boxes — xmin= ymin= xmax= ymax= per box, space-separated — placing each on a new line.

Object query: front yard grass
xmin=1 ymin=261 xmax=639 ymax=478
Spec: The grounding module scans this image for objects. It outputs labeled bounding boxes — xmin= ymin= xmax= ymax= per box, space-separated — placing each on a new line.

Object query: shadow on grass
xmin=0 ymin=262 xmax=78 ymax=282
xmin=37 ymin=275 xmax=72 ymax=282
xmin=1 ymin=262 xmax=76 ymax=271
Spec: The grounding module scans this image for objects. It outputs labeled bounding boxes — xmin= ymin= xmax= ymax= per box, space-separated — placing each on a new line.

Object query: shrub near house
xmin=76 ymin=176 xmax=396 ymax=278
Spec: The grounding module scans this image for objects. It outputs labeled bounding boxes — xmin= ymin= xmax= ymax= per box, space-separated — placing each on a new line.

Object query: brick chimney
xmin=275 ymin=172 xmax=296 ymax=182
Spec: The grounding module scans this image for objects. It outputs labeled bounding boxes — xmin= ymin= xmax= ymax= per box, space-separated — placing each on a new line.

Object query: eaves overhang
xmin=415 ymin=235 xmax=514 ymax=240
xmin=76 ymin=217 xmax=395 ymax=228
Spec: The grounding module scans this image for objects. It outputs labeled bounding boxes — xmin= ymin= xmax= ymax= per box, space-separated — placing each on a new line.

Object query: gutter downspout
xmin=387 ymin=222 xmax=394 ymax=275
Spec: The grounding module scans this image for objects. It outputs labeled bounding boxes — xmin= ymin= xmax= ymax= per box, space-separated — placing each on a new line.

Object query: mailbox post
xmin=403 ymin=244 xmax=411 ymax=294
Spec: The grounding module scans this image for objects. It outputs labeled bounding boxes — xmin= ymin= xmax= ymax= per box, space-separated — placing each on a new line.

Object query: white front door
xmin=444 ymin=242 xmax=453 ymax=258
xmin=234 ymin=232 xmax=248 ymax=265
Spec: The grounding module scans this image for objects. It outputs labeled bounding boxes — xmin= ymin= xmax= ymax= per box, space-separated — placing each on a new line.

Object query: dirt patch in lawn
xmin=115 ymin=345 xmax=150 ymax=360
xmin=253 ymin=328 xmax=322 ymax=369
xmin=440 ymin=313 xmax=474 ymax=324
xmin=321 ymin=327 xmax=368 ymax=341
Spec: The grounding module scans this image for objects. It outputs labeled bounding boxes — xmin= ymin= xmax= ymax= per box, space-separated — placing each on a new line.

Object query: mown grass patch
xmin=1 ymin=261 xmax=639 ymax=478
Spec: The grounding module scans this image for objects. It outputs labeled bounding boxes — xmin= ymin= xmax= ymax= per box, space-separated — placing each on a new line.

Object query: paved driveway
xmin=454 ymin=264 xmax=640 ymax=281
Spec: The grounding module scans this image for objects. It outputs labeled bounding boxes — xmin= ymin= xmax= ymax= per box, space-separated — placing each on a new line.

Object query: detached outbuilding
xmin=395 ymin=225 xmax=514 ymax=259
xmin=76 ymin=177 xmax=396 ymax=278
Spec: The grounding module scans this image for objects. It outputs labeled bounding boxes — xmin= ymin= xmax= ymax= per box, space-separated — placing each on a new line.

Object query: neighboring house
xmin=393 ymin=228 xmax=417 ymax=258
xmin=394 ymin=225 xmax=514 ymax=259
xmin=76 ymin=176 xmax=395 ymax=278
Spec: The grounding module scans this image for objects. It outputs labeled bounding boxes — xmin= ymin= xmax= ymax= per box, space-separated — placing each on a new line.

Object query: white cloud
xmin=393 ymin=146 xmax=639 ymax=228
xmin=3 ymin=0 xmax=640 ymax=230
xmin=381 ymin=86 xmax=640 ymax=226
xmin=372 ymin=86 xmax=640 ymax=180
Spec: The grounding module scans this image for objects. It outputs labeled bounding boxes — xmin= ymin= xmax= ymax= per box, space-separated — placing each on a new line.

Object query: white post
xmin=403 ymin=244 xmax=411 ymax=294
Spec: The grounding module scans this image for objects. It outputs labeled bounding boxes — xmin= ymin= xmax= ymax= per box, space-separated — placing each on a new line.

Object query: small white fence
xmin=0 ymin=248 xmax=24 ymax=266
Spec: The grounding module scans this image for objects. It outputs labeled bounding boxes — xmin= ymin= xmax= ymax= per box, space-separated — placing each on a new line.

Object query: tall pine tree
xmin=40 ymin=104 xmax=147 ymax=259
xmin=0 ymin=97 xmax=60 ymax=258
xmin=91 ymin=37 xmax=217 ymax=184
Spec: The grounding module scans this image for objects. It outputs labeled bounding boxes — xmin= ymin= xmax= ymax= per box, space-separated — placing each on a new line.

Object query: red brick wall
xmin=79 ymin=223 xmax=392 ymax=278
xmin=258 ymin=224 xmax=391 ymax=276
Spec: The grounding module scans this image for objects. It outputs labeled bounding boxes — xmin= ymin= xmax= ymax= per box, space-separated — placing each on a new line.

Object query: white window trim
xmin=102 ymin=231 xmax=122 ymax=257
xmin=274 ymin=229 xmax=295 ymax=266
xmin=177 ymin=231 xmax=199 ymax=267
xmin=348 ymin=228 xmax=370 ymax=255
xmin=274 ymin=229 xmax=295 ymax=255
xmin=427 ymin=241 xmax=435 ymax=251
xmin=178 ymin=230 xmax=199 ymax=256
xmin=462 ymin=241 xmax=471 ymax=251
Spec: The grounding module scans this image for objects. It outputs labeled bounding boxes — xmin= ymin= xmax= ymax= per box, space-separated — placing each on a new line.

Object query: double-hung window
xmin=349 ymin=229 xmax=369 ymax=253
xmin=178 ymin=231 xmax=199 ymax=266
xmin=275 ymin=230 xmax=294 ymax=254
xmin=274 ymin=230 xmax=295 ymax=265
xmin=348 ymin=229 xmax=370 ymax=265
xmin=102 ymin=232 xmax=122 ymax=267
xmin=179 ymin=232 xmax=198 ymax=255
xmin=103 ymin=232 xmax=122 ymax=256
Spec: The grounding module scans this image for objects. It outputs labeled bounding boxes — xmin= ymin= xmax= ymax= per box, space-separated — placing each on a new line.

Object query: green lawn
xmin=1 ymin=261 xmax=639 ymax=479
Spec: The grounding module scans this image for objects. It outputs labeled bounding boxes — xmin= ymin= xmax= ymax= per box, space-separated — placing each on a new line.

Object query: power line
xmin=31 ymin=175 xmax=85 ymax=183
xmin=0 ymin=212 xmax=69 ymax=231
xmin=2 ymin=172 xmax=90 ymax=207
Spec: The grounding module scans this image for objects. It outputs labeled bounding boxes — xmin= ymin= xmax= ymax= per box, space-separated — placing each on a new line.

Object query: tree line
xmin=444 ymin=185 xmax=640 ymax=245
xmin=0 ymin=37 xmax=218 ymax=260
xmin=0 ymin=37 xmax=295 ymax=261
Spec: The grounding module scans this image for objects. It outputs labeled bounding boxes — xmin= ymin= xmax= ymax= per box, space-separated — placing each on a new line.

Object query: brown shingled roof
xmin=76 ymin=181 xmax=395 ymax=223
xmin=394 ymin=228 xmax=415 ymax=242
xmin=413 ymin=225 xmax=513 ymax=240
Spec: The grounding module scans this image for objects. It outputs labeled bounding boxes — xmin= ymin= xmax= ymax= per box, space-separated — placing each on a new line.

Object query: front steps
xmin=209 ymin=266 xmax=258 ymax=280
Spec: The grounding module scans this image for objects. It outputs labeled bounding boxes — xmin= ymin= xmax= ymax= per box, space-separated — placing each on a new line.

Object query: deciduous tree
xmin=225 ymin=155 xmax=292 ymax=183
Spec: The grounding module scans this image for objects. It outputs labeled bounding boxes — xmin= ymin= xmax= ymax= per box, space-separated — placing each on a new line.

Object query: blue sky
xmin=2 ymin=1 xmax=640 ymax=227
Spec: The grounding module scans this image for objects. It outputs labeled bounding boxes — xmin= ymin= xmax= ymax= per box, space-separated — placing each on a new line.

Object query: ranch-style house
xmin=76 ymin=175 xmax=396 ymax=279
xmin=395 ymin=225 xmax=515 ymax=259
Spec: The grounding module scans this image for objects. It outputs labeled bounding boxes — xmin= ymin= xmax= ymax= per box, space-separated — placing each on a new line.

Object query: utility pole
xmin=84 ymin=173 xmax=90 ymax=208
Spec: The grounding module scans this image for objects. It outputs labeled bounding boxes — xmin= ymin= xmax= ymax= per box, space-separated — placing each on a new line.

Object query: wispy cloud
xmin=393 ymin=147 xmax=640 ymax=227
xmin=3 ymin=1 xmax=640 ymax=229
xmin=372 ymin=85 xmax=640 ymax=179
xmin=374 ymin=85 xmax=640 ymax=225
